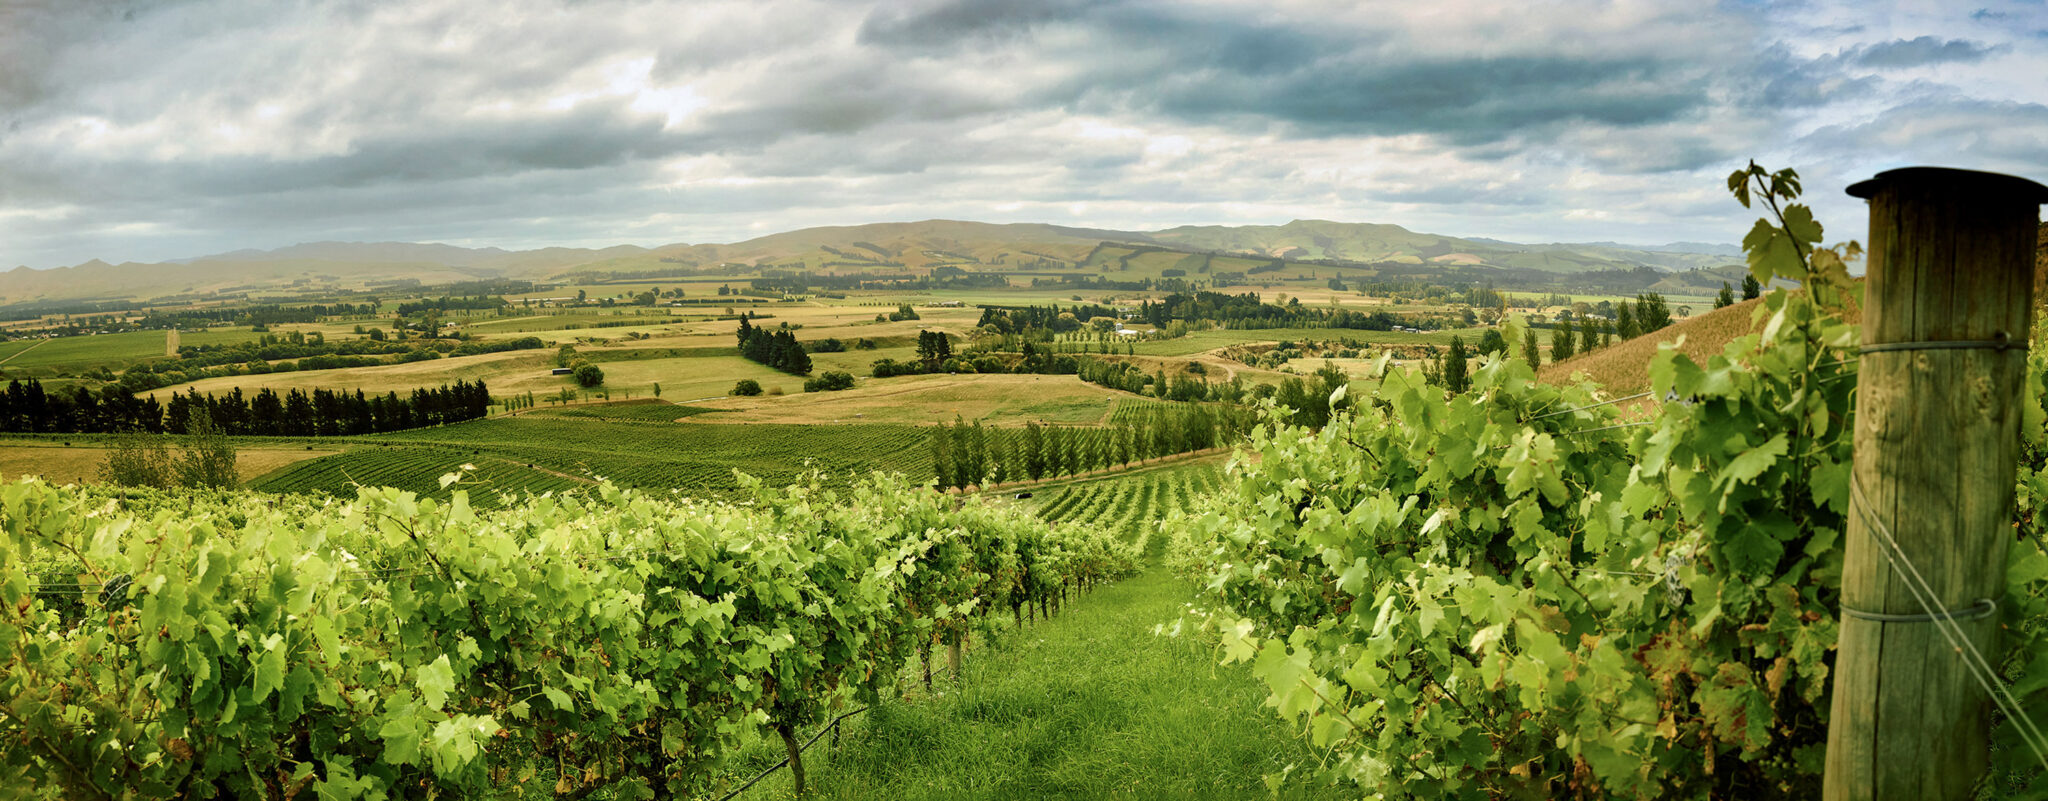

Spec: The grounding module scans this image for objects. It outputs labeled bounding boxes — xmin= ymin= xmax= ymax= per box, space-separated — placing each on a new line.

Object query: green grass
xmin=722 ymin=568 xmax=1341 ymax=801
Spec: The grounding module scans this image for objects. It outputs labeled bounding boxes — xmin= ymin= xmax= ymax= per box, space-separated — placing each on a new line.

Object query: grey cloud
xmin=1801 ymin=98 xmax=2048 ymax=172
xmin=1852 ymin=36 xmax=2003 ymax=68
xmin=1 ymin=98 xmax=686 ymax=207
xmin=856 ymin=0 xmax=1106 ymax=47
xmin=1749 ymin=46 xmax=1881 ymax=109
xmin=0 ymin=0 xmax=195 ymax=115
xmin=863 ymin=3 xmax=1719 ymax=146
xmin=1142 ymin=52 xmax=1708 ymax=143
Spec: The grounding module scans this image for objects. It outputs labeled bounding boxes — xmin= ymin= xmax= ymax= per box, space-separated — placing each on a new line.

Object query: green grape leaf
xmin=417 ymin=655 xmax=455 ymax=712
xmin=1720 ymin=434 xmax=1788 ymax=489
xmin=251 ymin=641 xmax=286 ymax=703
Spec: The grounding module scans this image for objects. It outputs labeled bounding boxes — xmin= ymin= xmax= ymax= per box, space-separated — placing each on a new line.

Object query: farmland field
xmin=691 ymin=372 xmax=1122 ymax=426
xmin=520 ymin=400 xmax=718 ymax=421
xmin=0 ymin=441 xmax=335 ymax=485
xmin=1129 ymin=325 xmax=1483 ymax=357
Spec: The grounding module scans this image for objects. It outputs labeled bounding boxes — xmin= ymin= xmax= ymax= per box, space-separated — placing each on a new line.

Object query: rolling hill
xmin=3 ymin=219 xmax=1744 ymax=307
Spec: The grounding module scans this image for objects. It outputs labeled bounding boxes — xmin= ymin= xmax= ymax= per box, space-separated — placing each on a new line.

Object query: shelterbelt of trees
xmin=0 ymin=378 xmax=492 ymax=436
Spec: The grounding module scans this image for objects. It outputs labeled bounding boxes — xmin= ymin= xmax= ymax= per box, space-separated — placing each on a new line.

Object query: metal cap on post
xmin=1825 ymin=166 xmax=2048 ymax=800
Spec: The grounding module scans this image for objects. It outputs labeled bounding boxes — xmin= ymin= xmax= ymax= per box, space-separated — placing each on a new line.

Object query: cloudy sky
xmin=3 ymin=0 xmax=2045 ymax=269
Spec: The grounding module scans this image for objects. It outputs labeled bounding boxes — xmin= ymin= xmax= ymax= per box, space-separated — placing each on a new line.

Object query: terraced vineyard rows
xmin=251 ymin=446 xmax=586 ymax=505
xmin=1034 ymin=460 xmax=1224 ymax=550
xmin=1105 ymin=397 xmax=1181 ymax=426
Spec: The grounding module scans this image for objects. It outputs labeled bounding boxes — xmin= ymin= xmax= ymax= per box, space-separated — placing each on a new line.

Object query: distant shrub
xmin=573 ymin=363 xmax=605 ymax=388
xmin=731 ymin=379 xmax=763 ymax=396
xmin=803 ymin=371 xmax=856 ymax=392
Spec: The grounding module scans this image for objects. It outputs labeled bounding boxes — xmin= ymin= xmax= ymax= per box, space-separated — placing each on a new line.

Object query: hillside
xmin=4 ymin=218 xmax=1745 ymax=307
xmin=1147 ymin=219 xmax=1736 ymax=273
xmin=1543 ymin=222 xmax=2044 ymax=391
xmin=1536 ymin=297 xmax=1770 ymax=393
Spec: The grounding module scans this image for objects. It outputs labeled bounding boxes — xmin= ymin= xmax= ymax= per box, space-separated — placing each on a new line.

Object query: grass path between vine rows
xmin=722 ymin=567 xmax=1345 ymax=800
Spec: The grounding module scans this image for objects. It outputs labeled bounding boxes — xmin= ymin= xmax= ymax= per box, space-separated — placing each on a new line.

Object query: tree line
xmin=929 ymin=405 xmax=1254 ymax=490
xmin=0 ymin=377 xmax=491 ymax=436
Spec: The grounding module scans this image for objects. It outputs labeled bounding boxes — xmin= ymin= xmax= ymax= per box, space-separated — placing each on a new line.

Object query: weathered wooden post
xmin=1825 ymin=167 xmax=2048 ymax=800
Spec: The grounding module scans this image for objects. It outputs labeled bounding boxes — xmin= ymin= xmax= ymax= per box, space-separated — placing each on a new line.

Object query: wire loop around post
xmin=1858 ymin=330 xmax=2027 ymax=355
xmin=1840 ymin=597 xmax=1998 ymax=623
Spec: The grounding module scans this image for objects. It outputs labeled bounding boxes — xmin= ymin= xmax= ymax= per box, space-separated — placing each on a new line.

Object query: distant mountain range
xmin=2 ymin=219 xmax=1741 ymax=307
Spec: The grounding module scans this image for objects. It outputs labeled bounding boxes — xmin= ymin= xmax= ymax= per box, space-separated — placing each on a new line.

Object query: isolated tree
xmin=1578 ymin=317 xmax=1600 ymax=353
xmin=1550 ymin=323 xmax=1576 ymax=362
xmin=573 ymin=363 xmax=605 ymax=388
xmin=731 ymin=379 xmax=763 ymax=396
xmin=1442 ymin=336 xmax=1470 ymax=394
xmin=1635 ymin=292 xmax=1673 ymax=332
xmin=1477 ymin=329 xmax=1508 ymax=357
xmin=1523 ymin=327 xmax=1542 ymax=370
xmin=1741 ymin=273 xmax=1762 ymax=300
xmin=1615 ymin=303 xmax=1639 ymax=341
xmin=1715 ymin=282 xmax=1736 ymax=309
xmin=175 ymin=406 xmax=238 ymax=490
xmin=99 ymin=433 xmax=174 ymax=489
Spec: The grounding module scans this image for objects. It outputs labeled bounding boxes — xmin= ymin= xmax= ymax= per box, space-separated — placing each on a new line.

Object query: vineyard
xmin=1034 ymin=460 xmax=1225 ymax=549
xmin=1164 ymin=170 xmax=2048 ymax=798
xmin=250 ymin=446 xmax=587 ymax=505
xmin=521 ymin=401 xmax=716 ymax=422
xmin=252 ymin=418 xmax=934 ymax=501
xmin=0 ymin=474 xmax=1143 ymax=799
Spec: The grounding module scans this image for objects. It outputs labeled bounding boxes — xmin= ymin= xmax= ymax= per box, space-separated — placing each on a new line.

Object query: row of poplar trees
xmin=929 ymin=406 xmax=1253 ymax=491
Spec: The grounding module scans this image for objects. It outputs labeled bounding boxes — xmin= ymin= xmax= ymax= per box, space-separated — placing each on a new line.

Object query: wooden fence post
xmin=1824 ymin=166 xmax=2048 ymax=800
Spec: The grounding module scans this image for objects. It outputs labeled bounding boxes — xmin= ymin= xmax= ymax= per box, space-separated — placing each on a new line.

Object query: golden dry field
xmin=687 ymin=373 xmax=1127 ymax=425
xmin=1536 ymin=298 xmax=1767 ymax=392
xmin=0 ymin=443 xmax=335 ymax=485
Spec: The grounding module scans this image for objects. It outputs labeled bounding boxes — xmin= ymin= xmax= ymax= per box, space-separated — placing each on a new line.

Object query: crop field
xmin=0 ymin=339 xmax=46 ymax=364
xmin=2 ymin=329 xmax=257 ymax=374
xmin=142 ymin=349 xmax=553 ymax=398
xmin=459 ymin=310 xmax=689 ymax=335
xmin=693 ymin=373 xmax=1120 ymax=426
xmin=521 ymin=401 xmax=718 ymax=422
xmin=1030 ymin=459 xmax=1226 ymax=549
xmin=1130 ymin=325 xmax=1482 ymax=357
xmin=250 ymin=446 xmax=587 ymax=506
